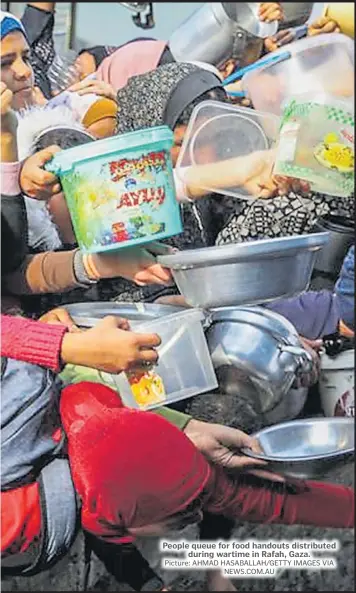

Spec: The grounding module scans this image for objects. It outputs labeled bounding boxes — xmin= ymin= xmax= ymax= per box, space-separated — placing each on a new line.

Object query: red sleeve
xmin=1 ymin=315 xmax=67 ymax=373
xmin=204 ymin=466 xmax=354 ymax=529
xmin=1 ymin=482 xmax=42 ymax=556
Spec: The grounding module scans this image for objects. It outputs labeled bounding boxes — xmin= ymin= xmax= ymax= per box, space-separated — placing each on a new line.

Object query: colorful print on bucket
xmin=46 ymin=126 xmax=183 ymax=253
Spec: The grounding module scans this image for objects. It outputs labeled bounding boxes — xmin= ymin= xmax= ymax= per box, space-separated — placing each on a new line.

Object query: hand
xmin=308 ymin=16 xmax=340 ymax=37
xmin=184 ymin=419 xmax=266 ymax=469
xmin=291 ymin=336 xmax=321 ymax=389
xmin=154 ymin=295 xmax=190 ymax=307
xmin=20 ymin=145 xmax=62 ymax=199
xmin=61 ymin=315 xmax=161 ymax=373
xmin=258 ymin=2 xmax=284 ymax=23
xmin=39 ymin=307 xmax=80 ymax=332
xmin=68 ymin=78 xmax=117 ymax=102
xmin=240 ymin=151 xmax=310 ymax=198
xmin=1 ymin=82 xmax=18 ymax=147
xmin=264 ymin=29 xmax=296 ymax=53
xmin=184 ymin=419 xmax=285 ymax=482
xmin=88 ymin=247 xmax=173 ymax=286
xmin=1 ymin=81 xmax=15 ymax=119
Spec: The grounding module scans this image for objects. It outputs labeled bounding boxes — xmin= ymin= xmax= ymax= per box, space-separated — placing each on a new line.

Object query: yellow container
xmin=323 ymin=3 xmax=355 ymax=39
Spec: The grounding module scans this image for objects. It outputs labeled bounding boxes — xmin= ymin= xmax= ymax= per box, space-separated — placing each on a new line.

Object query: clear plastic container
xmin=175 ymin=100 xmax=280 ymax=201
xmin=274 ymin=94 xmax=354 ymax=197
xmin=242 ymin=33 xmax=354 ymax=116
xmin=114 ymin=309 xmax=218 ymax=411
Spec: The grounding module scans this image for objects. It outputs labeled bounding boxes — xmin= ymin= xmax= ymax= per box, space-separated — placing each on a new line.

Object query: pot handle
xmin=278 ymin=344 xmax=314 ymax=375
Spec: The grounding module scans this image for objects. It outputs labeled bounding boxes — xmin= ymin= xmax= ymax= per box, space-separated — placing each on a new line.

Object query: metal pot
xmin=169 ymin=3 xmax=277 ymax=67
xmin=279 ymin=2 xmax=314 ymax=29
xmin=169 ymin=3 xmax=313 ymax=67
xmin=312 ymin=215 xmax=354 ymax=278
xmin=206 ymin=306 xmax=312 ymax=425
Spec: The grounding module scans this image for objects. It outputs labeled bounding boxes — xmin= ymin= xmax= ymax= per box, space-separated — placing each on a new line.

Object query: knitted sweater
xmin=1 ymin=315 xmax=67 ymax=373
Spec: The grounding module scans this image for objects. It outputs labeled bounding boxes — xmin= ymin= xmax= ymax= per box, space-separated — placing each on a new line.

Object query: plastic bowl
xmin=175 ymin=100 xmax=280 ymax=201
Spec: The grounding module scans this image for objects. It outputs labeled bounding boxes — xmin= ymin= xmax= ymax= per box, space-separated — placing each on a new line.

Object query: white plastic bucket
xmin=319 ymin=349 xmax=354 ymax=417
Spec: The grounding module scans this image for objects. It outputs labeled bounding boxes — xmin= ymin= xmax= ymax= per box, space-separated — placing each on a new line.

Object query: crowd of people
xmin=1 ymin=2 xmax=354 ymax=592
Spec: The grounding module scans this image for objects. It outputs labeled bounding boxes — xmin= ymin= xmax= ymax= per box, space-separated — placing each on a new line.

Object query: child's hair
xmin=176 ymin=87 xmax=229 ymax=128
xmin=33 ymin=126 xmax=95 ymax=153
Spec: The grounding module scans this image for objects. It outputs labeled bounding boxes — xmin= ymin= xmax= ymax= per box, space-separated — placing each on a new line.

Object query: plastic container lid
xmin=46 ymin=125 xmax=174 ymax=174
xmin=175 ymin=100 xmax=281 ymax=201
xmin=242 ymin=33 xmax=354 ymax=116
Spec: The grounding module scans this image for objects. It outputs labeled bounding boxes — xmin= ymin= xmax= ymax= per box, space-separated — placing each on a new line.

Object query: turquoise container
xmin=46 ymin=126 xmax=183 ymax=253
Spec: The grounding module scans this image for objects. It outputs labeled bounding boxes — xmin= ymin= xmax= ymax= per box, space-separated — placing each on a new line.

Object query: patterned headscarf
xmin=116 ymin=62 xmax=223 ymax=134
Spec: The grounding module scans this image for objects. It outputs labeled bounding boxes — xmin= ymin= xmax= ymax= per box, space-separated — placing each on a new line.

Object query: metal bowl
xmin=157 ymin=233 xmax=330 ymax=309
xmin=242 ymin=417 xmax=355 ymax=478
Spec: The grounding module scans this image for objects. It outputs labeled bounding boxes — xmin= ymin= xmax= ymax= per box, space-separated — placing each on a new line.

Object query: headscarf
xmin=82 ymin=97 xmax=118 ymax=127
xmin=0 ymin=10 xmax=27 ymax=40
xmin=97 ymin=39 xmax=168 ymax=92
xmin=116 ymin=62 xmax=223 ymax=134
xmin=60 ymin=382 xmax=210 ymax=541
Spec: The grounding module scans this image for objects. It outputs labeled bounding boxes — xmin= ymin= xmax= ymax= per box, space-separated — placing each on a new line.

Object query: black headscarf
xmin=116 ymin=62 xmax=224 ymax=134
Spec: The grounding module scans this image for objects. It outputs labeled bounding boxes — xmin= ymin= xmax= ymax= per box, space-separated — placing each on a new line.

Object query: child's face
xmin=171 ymin=124 xmax=187 ymax=166
xmin=74 ymin=52 xmax=97 ymax=79
xmin=86 ymin=117 xmax=117 ymax=139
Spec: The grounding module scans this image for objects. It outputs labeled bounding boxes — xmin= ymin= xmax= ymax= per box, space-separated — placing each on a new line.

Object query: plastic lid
xmin=175 ymin=100 xmax=281 ymax=201
xmin=45 ymin=125 xmax=174 ymax=174
xmin=242 ymin=33 xmax=354 ymax=83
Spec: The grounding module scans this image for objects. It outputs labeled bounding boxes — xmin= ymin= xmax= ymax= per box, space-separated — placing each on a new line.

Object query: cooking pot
xmin=169 ymin=3 xmax=276 ymax=67
xmin=312 ymin=215 xmax=354 ymax=278
xmin=169 ymin=3 xmax=313 ymax=67
xmin=206 ymin=306 xmax=312 ymax=425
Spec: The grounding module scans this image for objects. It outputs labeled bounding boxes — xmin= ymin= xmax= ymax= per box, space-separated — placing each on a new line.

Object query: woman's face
xmin=1 ymin=31 xmax=34 ymax=111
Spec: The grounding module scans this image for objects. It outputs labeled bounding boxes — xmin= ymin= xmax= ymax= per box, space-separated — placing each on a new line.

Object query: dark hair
xmin=78 ymin=45 xmax=117 ymax=68
xmin=176 ymin=87 xmax=229 ymax=128
xmin=33 ymin=127 xmax=94 ymax=153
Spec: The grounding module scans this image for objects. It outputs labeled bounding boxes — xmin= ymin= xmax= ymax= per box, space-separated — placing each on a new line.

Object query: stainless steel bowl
xmin=157 ymin=233 xmax=330 ymax=309
xmin=242 ymin=417 xmax=355 ymax=478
